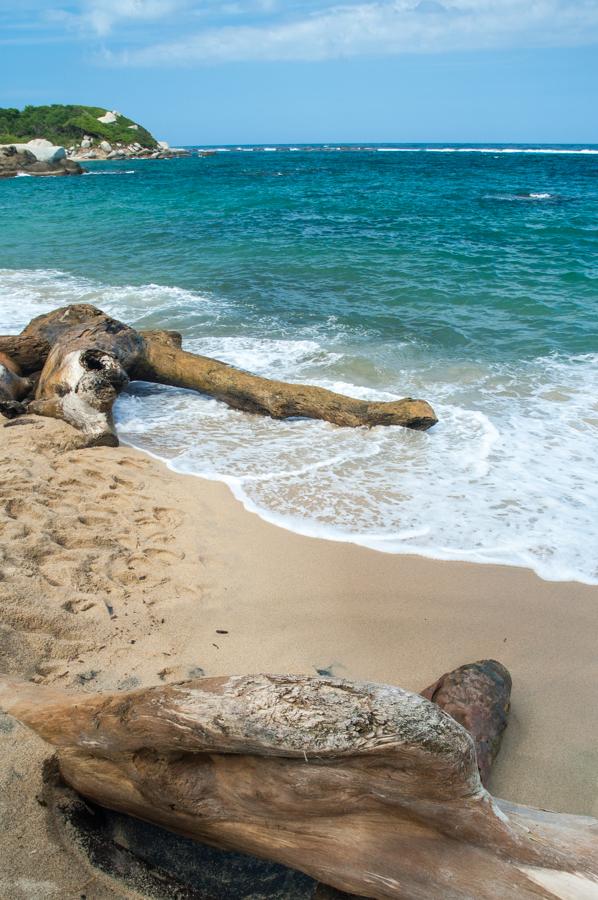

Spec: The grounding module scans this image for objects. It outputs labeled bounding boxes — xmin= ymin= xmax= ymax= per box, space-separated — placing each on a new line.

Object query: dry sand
xmin=1 ymin=415 xmax=597 ymax=899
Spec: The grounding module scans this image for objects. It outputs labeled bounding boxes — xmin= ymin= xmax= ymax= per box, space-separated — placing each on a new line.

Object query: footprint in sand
xmin=116 ymin=457 xmax=149 ymax=471
xmin=77 ymin=513 xmax=113 ymax=528
xmin=130 ymin=548 xmax=184 ymax=565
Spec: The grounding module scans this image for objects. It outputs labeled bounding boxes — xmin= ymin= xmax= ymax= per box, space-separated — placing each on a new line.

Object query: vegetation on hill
xmin=0 ymin=105 xmax=158 ymax=148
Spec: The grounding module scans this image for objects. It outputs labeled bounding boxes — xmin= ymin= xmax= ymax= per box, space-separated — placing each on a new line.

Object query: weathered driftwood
xmin=0 ymin=305 xmax=437 ymax=444
xmin=1 ymin=673 xmax=597 ymax=899
xmin=43 ymin=761 xmax=355 ymax=900
xmin=421 ymin=658 xmax=511 ymax=787
xmin=135 ymin=337 xmax=437 ymax=429
xmin=0 ymin=351 xmax=33 ymax=405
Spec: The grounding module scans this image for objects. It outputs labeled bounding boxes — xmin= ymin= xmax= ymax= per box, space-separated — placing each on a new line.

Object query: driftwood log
xmin=421 ymin=658 xmax=511 ymax=788
xmin=0 ymin=305 xmax=438 ymax=445
xmin=2 ymin=672 xmax=597 ymax=899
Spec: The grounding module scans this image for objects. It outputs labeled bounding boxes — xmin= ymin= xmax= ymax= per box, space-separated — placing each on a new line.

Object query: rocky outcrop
xmin=12 ymin=138 xmax=66 ymax=163
xmin=97 ymin=110 xmax=118 ymax=124
xmin=0 ymin=144 xmax=84 ymax=178
xmin=68 ymin=140 xmax=190 ymax=162
xmin=0 ymin=104 xmax=161 ymax=155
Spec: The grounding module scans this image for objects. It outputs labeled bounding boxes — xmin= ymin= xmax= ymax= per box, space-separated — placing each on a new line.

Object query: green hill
xmin=0 ymin=105 xmax=158 ymax=148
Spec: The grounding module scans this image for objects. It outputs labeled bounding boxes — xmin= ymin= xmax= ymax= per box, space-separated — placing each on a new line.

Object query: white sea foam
xmin=0 ymin=267 xmax=216 ymax=334
xmin=1 ymin=268 xmax=597 ymax=585
xmin=426 ymin=147 xmax=598 ymax=155
xmin=373 ymin=147 xmax=598 ymax=156
xmin=486 ymin=191 xmax=556 ymax=202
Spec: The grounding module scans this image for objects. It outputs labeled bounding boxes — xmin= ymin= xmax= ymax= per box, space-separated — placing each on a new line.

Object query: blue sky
xmin=1 ymin=1 xmax=597 ymax=144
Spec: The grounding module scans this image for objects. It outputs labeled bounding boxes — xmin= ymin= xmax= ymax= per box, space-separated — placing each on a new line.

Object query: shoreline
xmin=1 ymin=415 xmax=598 ymax=896
xmin=123 ymin=439 xmax=598 ymax=587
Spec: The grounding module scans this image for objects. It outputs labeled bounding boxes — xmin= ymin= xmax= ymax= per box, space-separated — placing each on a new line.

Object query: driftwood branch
xmin=1 ymin=672 xmax=597 ymax=899
xmin=0 ymin=305 xmax=437 ymax=444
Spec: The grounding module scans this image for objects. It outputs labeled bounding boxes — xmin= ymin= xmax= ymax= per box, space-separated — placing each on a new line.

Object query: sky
xmin=1 ymin=0 xmax=597 ymax=144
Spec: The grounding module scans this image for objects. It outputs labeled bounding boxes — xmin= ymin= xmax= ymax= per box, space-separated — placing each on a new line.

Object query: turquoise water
xmin=1 ymin=145 xmax=597 ymax=582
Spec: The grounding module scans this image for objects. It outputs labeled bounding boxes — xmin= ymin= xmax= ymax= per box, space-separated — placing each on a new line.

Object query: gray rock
xmin=0 ymin=145 xmax=36 ymax=177
xmin=97 ymin=111 xmax=118 ymax=124
xmin=12 ymin=139 xmax=66 ymax=164
xmin=0 ymin=146 xmax=84 ymax=178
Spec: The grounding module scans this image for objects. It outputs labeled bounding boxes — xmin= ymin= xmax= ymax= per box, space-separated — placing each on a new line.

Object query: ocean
xmin=1 ymin=144 xmax=597 ymax=583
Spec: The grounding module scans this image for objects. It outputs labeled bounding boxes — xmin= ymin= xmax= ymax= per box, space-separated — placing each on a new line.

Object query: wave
xmin=83 ymin=170 xmax=136 ymax=176
xmin=0 ymin=267 xmax=216 ymax=335
xmin=193 ymin=145 xmax=598 ymax=155
xmin=375 ymin=147 xmax=598 ymax=155
xmin=1 ymin=267 xmax=597 ymax=585
xmin=484 ymin=191 xmax=556 ymax=202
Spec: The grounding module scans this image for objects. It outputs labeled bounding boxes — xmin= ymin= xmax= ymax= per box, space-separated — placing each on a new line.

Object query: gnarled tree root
xmin=1 ymin=672 xmax=597 ymax=899
xmin=0 ymin=305 xmax=437 ymax=445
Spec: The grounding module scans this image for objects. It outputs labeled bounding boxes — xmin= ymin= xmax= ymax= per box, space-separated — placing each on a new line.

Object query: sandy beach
xmin=1 ymin=414 xmax=598 ymax=898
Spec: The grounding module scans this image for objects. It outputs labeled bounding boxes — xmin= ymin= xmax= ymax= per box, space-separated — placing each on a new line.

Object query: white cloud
xmin=70 ymin=0 xmax=293 ymax=35
xmin=73 ymin=0 xmax=192 ymax=36
xmin=19 ymin=0 xmax=598 ymax=60
xmin=106 ymin=0 xmax=598 ymax=64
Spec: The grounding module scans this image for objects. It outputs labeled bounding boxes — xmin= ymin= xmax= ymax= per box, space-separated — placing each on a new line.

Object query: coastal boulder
xmin=11 ymin=139 xmax=67 ymax=163
xmin=0 ymin=145 xmax=35 ymax=177
xmin=59 ymin=158 xmax=85 ymax=175
xmin=25 ymin=160 xmax=68 ymax=176
xmin=99 ymin=140 xmax=112 ymax=153
xmin=97 ymin=110 xmax=118 ymax=124
xmin=0 ymin=145 xmax=84 ymax=178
